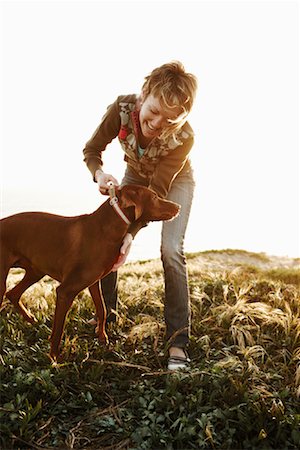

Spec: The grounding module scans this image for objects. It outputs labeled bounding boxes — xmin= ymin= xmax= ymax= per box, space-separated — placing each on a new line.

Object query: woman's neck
xmin=138 ymin=133 xmax=152 ymax=149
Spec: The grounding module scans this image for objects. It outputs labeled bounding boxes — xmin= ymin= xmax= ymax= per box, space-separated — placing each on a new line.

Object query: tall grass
xmin=0 ymin=250 xmax=299 ymax=449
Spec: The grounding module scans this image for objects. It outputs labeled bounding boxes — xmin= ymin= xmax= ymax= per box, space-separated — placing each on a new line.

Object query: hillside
xmin=0 ymin=250 xmax=299 ymax=449
xmin=127 ymin=248 xmax=299 ymax=274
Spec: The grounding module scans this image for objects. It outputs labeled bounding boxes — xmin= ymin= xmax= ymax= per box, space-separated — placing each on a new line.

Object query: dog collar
xmin=107 ymin=182 xmax=131 ymax=225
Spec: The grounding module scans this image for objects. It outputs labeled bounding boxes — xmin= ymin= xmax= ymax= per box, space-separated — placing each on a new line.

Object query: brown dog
xmin=0 ymin=185 xmax=180 ymax=359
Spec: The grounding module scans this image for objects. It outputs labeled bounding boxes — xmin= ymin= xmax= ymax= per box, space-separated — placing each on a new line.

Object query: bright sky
xmin=1 ymin=0 xmax=299 ymax=260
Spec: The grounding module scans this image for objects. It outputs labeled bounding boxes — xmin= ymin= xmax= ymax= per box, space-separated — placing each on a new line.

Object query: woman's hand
xmin=95 ymin=169 xmax=119 ymax=195
xmin=111 ymin=233 xmax=133 ymax=271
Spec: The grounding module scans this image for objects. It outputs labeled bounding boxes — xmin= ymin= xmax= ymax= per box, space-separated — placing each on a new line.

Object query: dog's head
xmin=117 ymin=185 xmax=180 ymax=222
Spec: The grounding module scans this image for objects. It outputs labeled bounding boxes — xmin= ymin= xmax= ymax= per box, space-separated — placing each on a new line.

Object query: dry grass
xmin=1 ymin=249 xmax=299 ymax=449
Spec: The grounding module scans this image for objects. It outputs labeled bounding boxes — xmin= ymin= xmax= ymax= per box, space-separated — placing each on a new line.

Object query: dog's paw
xmin=97 ymin=332 xmax=109 ymax=345
xmin=48 ymin=352 xmax=58 ymax=363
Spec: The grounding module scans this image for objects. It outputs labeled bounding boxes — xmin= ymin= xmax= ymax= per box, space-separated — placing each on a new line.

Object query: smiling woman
xmin=82 ymin=61 xmax=198 ymax=370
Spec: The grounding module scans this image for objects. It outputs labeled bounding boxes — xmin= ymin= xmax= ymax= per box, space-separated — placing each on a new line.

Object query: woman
xmin=83 ymin=61 xmax=198 ymax=370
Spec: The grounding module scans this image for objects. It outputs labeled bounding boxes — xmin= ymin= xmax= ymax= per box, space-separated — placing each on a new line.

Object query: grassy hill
xmin=0 ymin=250 xmax=299 ymax=449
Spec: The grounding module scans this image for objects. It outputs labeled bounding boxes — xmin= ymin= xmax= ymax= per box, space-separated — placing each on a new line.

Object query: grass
xmin=0 ymin=250 xmax=299 ymax=449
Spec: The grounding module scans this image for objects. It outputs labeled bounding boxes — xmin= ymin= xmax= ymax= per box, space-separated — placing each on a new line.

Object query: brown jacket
xmin=83 ymin=94 xmax=195 ymax=199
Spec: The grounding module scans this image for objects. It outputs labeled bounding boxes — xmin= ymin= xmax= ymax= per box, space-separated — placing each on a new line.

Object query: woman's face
xmin=139 ymin=94 xmax=181 ymax=139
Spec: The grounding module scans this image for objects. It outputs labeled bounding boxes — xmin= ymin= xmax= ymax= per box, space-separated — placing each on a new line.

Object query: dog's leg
xmin=5 ymin=267 xmax=45 ymax=324
xmin=89 ymin=282 xmax=109 ymax=344
xmin=49 ymin=284 xmax=77 ymax=360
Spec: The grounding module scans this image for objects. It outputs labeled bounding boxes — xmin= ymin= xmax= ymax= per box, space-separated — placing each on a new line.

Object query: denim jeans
xmin=101 ymin=164 xmax=195 ymax=348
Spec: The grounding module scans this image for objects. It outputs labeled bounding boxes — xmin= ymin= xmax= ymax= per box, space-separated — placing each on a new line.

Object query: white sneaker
xmin=88 ymin=316 xmax=97 ymax=326
xmin=167 ymin=355 xmax=191 ymax=371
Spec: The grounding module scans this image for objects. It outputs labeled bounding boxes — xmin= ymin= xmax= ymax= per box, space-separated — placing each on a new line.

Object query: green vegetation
xmin=0 ymin=250 xmax=299 ymax=449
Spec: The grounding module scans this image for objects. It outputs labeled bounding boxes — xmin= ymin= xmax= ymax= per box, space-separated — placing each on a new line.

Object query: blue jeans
xmin=101 ymin=164 xmax=195 ymax=348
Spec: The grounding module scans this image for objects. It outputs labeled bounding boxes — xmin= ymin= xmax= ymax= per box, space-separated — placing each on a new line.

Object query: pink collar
xmin=108 ymin=182 xmax=131 ymax=225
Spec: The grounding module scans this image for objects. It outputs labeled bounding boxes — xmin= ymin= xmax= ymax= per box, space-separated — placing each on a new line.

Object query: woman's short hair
xmin=142 ymin=61 xmax=198 ymax=140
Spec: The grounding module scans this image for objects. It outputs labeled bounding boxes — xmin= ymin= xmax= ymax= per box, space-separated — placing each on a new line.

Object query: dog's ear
xmin=120 ymin=188 xmax=143 ymax=220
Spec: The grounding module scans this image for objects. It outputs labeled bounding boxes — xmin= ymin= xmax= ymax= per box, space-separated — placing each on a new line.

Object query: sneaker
xmin=167 ymin=355 xmax=191 ymax=371
xmin=88 ymin=313 xmax=116 ymax=327
xmin=88 ymin=316 xmax=97 ymax=326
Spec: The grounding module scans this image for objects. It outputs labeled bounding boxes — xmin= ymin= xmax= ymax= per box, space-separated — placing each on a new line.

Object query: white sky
xmin=1 ymin=0 xmax=299 ymax=260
